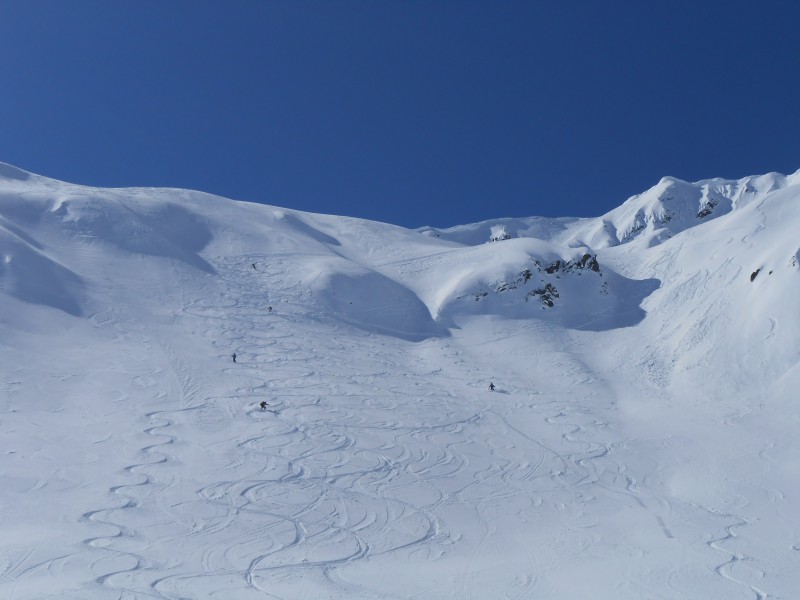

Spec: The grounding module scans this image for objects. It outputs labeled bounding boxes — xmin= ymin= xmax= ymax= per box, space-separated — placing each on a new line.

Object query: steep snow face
xmin=299 ymin=255 xmax=448 ymax=340
xmin=621 ymin=179 xmax=800 ymax=390
xmin=565 ymin=171 xmax=799 ymax=249
xmin=0 ymin=215 xmax=84 ymax=316
xmin=2 ymin=162 xmax=800 ymax=600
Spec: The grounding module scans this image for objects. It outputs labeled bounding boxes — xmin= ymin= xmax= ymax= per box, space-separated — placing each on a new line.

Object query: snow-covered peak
xmin=580 ymin=171 xmax=797 ymax=248
xmin=422 ymin=168 xmax=800 ymax=252
xmin=3 ymin=161 xmax=800 ymax=599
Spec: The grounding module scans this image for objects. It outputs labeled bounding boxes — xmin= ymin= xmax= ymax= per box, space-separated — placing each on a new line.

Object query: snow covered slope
xmin=1 ymin=162 xmax=799 ymax=599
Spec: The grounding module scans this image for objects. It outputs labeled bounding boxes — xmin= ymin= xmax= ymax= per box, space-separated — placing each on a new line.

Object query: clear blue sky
xmin=2 ymin=1 xmax=799 ymax=228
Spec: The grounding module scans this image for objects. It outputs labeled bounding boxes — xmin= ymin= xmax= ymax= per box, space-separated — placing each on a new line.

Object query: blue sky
xmin=2 ymin=1 xmax=799 ymax=228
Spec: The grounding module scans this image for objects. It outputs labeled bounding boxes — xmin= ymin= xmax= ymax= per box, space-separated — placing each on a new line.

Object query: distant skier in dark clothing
xmin=259 ymin=400 xmax=268 ymax=411
xmin=268 ymin=306 xmax=272 ymax=313
xmin=489 ymin=382 xmax=495 ymax=391
xmin=252 ymin=263 xmax=257 ymax=270
xmin=232 ymin=353 xmax=237 ymax=363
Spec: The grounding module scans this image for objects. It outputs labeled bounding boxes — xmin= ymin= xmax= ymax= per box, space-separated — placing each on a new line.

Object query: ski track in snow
xmin=4 ymin=177 xmax=800 ymax=599
xmin=0 ymin=165 xmax=800 ymax=600
xmin=66 ymin=253 xmax=671 ymax=600
xmin=2 ymin=266 xmax=787 ymax=600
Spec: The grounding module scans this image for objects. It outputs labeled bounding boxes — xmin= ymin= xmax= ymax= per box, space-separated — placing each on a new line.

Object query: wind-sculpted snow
xmin=53 ymin=193 xmax=215 ymax=273
xmin=377 ymin=237 xmax=660 ymax=331
xmin=271 ymin=210 xmax=343 ymax=247
xmin=302 ymin=256 xmax=447 ymax=341
xmin=0 ymin=219 xmax=84 ymax=315
xmin=2 ymin=162 xmax=800 ymax=599
xmin=0 ymin=163 xmax=31 ymax=182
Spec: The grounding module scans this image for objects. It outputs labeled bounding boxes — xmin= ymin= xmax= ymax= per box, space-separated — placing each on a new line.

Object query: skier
xmin=232 ymin=352 xmax=237 ymax=363
xmin=252 ymin=263 xmax=257 ymax=270
xmin=489 ymin=382 xmax=495 ymax=391
xmin=268 ymin=306 xmax=273 ymax=313
xmin=259 ymin=400 xmax=268 ymax=411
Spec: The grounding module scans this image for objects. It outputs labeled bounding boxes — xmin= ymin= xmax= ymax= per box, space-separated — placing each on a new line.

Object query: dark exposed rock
xmin=536 ymin=254 xmax=601 ymax=276
xmin=490 ymin=232 xmax=512 ymax=242
xmin=465 ymin=253 xmax=601 ymax=309
xmin=495 ymin=268 xmax=534 ymax=293
xmin=495 ymin=282 xmax=514 ymax=293
xmin=545 ymin=261 xmax=561 ymax=274
xmin=574 ymin=253 xmax=600 ymax=272
xmin=697 ymin=198 xmax=718 ymax=219
xmin=528 ymin=283 xmax=559 ymax=307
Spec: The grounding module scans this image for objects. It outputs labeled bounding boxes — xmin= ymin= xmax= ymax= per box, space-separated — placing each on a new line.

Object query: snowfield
xmin=1 ymin=161 xmax=799 ymax=599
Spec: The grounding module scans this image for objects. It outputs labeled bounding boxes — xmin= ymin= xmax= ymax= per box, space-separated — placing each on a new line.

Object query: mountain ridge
xmin=1 ymin=161 xmax=799 ymax=599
